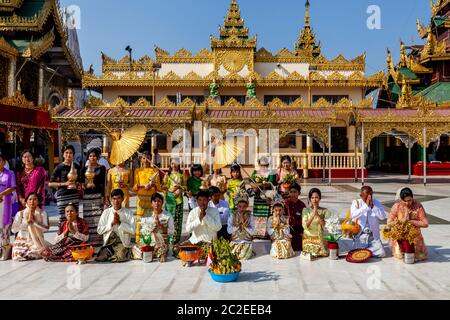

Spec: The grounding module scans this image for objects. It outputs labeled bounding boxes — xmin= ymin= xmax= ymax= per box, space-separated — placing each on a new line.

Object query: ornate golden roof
xmin=430 ymin=0 xmax=450 ymax=17
xmin=420 ymin=26 xmax=448 ymax=62
xmin=82 ymin=69 xmax=382 ymax=89
xmin=210 ymin=0 xmax=256 ymax=49
xmin=0 ymin=0 xmax=82 ymax=79
xmin=155 ymin=47 xmax=213 ymax=63
xmin=295 ymin=0 xmax=321 ymax=58
xmin=101 ymin=52 xmax=154 ymax=72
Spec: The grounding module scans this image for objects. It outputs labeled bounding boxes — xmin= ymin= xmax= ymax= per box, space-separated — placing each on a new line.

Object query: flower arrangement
xmin=382 ymin=220 xmax=418 ymax=253
xmin=209 ymin=238 xmax=241 ymax=275
xmin=382 ymin=220 xmax=418 ymax=245
xmin=140 ymin=220 xmax=154 ymax=252
xmin=324 ymin=211 xmax=342 ymax=250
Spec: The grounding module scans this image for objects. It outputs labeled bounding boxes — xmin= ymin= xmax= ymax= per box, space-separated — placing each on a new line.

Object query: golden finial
xmin=305 ymin=0 xmax=310 ymax=27
xmin=399 ymin=40 xmax=408 ymax=67
xmin=416 ymin=18 xmax=427 ymax=38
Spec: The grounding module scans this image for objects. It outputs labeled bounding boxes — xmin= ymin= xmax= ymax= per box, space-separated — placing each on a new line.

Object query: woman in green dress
xmin=251 ymin=157 xmax=276 ymax=238
xmin=302 ymin=188 xmax=331 ymax=258
xmin=226 ymin=163 xmax=243 ymax=213
xmin=163 ymin=158 xmax=187 ymax=245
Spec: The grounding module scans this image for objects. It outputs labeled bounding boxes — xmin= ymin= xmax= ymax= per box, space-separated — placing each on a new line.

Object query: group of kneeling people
xmin=7 ymin=183 xmax=429 ymax=264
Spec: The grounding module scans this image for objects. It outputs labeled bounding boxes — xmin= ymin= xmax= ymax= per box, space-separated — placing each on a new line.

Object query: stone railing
xmin=158 ymin=152 xmax=362 ymax=172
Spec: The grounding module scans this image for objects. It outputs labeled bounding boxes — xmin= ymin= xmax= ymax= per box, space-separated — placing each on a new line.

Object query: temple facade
xmin=56 ymin=0 xmax=385 ymax=178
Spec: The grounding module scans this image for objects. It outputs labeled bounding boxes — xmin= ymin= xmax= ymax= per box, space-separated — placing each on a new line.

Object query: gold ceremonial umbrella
xmin=213 ymin=141 xmax=243 ymax=170
xmin=109 ymin=125 xmax=147 ymax=165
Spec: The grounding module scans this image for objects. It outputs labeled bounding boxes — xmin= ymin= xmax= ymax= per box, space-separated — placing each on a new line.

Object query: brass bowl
xmin=72 ymin=246 xmax=94 ymax=264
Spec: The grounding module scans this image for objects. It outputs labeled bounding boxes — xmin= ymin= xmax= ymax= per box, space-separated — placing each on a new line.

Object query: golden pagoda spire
xmin=295 ymin=0 xmax=321 ymax=58
xmin=305 ymin=0 xmax=310 ymax=27
xmin=211 ymin=0 xmax=256 ymax=48
xmin=221 ymin=0 xmax=248 ymax=39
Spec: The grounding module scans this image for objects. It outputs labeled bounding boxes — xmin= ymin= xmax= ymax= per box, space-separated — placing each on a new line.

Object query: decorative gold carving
xmin=155 ymin=47 xmax=213 ymax=63
xmin=357 ymin=97 xmax=374 ymax=109
xmin=221 ymin=51 xmax=246 ymax=73
xmin=156 ymin=96 xmax=176 ymax=107
xmin=267 ymin=97 xmax=287 ymax=108
xmin=102 ymin=52 xmax=154 ymax=72
xmin=224 ymin=97 xmax=243 ymax=107
xmin=111 ymin=97 xmax=128 ymax=107
xmin=210 ymin=0 xmax=256 ymax=49
xmin=132 ymin=97 xmax=151 ymax=107
xmin=335 ymin=97 xmax=353 ymax=109
xmin=183 ymin=71 xmax=203 ymax=81
xmin=295 ymin=0 xmax=321 ymax=58
xmin=421 ymin=26 xmax=448 ymax=61
xmin=163 ymin=71 xmax=181 ymax=80
xmin=416 ymin=18 xmax=428 ymax=38
xmin=409 ymin=58 xmax=432 ymax=73
xmin=204 ymin=96 xmax=220 ymax=107
xmin=287 ymin=71 xmax=305 ymax=81
xmin=309 ymin=72 xmax=325 ymax=81
xmin=0 ymin=0 xmax=82 ymax=78
xmin=22 ymin=28 xmax=55 ymax=59
xmin=0 ymin=36 xmax=18 ymax=57
xmin=347 ymin=71 xmax=365 ymax=81
xmin=290 ymin=97 xmax=306 ymax=107
xmin=327 ymin=71 xmax=346 ymax=81
xmin=84 ymin=95 xmax=105 ymax=107
xmin=179 ymin=97 xmax=195 ymax=107
xmin=276 ymin=48 xmax=296 ymax=57
xmin=265 ymin=70 xmax=285 ymax=81
xmin=312 ymin=97 xmax=332 ymax=108
xmin=223 ymin=72 xmax=244 ymax=81
xmin=0 ymin=89 xmax=36 ymax=109
xmin=244 ymin=96 xmax=263 ymax=107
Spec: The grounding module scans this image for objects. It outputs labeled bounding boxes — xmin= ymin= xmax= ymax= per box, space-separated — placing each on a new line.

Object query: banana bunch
xmin=210 ymin=238 xmax=242 ymax=274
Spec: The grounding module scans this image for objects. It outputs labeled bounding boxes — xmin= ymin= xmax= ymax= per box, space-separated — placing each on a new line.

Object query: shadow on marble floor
xmin=428 ymin=246 xmax=450 ymax=262
xmin=237 ymin=271 xmax=281 ymax=283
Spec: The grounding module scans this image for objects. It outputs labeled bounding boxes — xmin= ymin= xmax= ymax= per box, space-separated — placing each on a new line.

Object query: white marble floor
xmin=1 ymin=179 xmax=450 ymax=300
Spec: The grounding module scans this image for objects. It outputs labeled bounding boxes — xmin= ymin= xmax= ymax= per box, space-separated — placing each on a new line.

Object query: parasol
xmin=109 ymin=125 xmax=147 ymax=165
xmin=213 ymin=141 xmax=243 ymax=170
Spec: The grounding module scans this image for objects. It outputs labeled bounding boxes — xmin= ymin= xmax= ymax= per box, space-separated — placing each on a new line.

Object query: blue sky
xmin=60 ymin=0 xmax=431 ymax=75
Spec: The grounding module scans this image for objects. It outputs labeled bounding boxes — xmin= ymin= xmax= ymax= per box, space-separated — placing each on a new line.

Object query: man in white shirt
xmin=175 ymin=190 xmax=221 ymax=262
xmin=96 ymin=189 xmax=135 ymax=262
xmin=188 ymin=186 xmax=230 ymax=240
xmin=350 ymin=186 xmax=387 ymax=257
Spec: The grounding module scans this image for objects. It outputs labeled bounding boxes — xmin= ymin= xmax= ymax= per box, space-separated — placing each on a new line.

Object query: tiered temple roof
xmin=379 ymin=0 xmax=450 ymax=108
xmin=0 ymin=0 xmax=82 ymax=83
xmin=82 ymin=0 xmax=381 ymax=92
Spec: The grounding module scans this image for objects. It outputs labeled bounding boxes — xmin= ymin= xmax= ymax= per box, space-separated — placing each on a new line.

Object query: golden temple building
xmin=54 ymin=0 xmax=450 ymax=180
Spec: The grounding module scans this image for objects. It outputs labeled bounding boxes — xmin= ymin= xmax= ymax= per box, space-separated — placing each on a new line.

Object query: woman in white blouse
xmin=12 ymin=192 xmax=49 ymax=261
